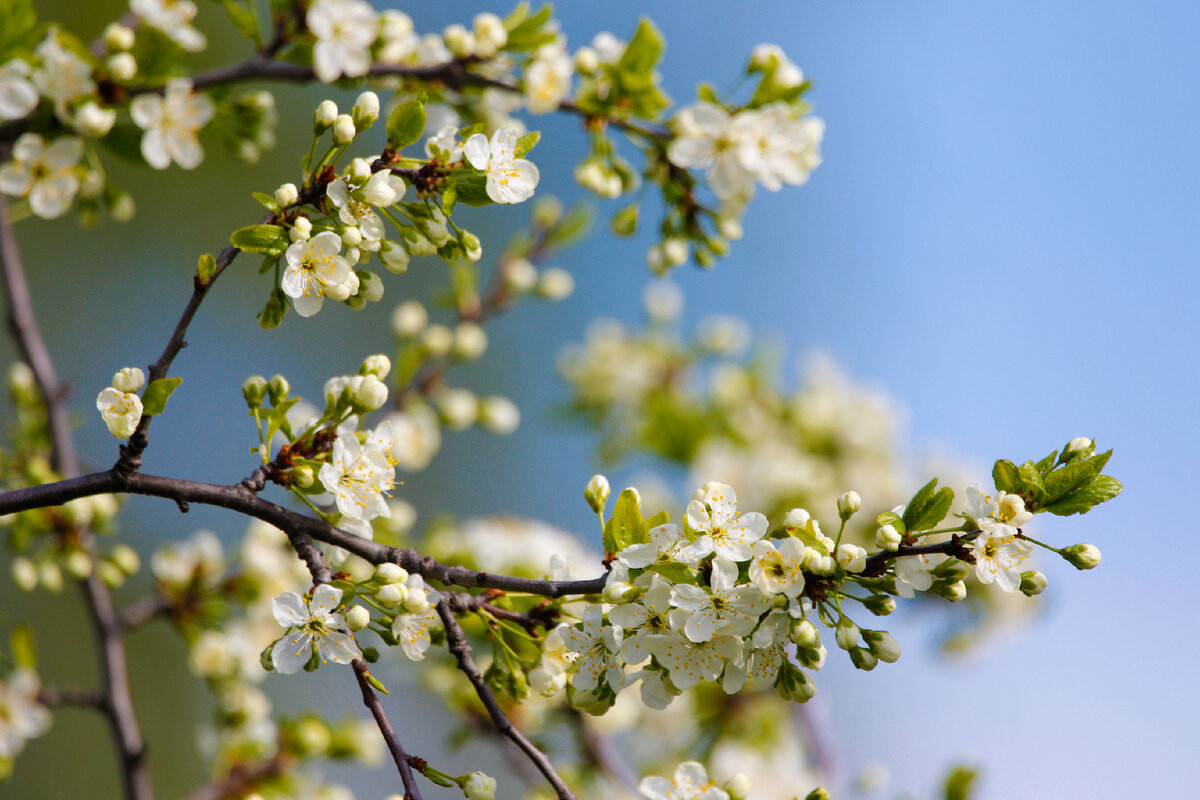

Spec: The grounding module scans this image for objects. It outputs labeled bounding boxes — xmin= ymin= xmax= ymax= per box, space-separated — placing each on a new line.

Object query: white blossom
xmin=96 ymin=386 xmax=143 ymax=438
xmin=668 ymin=557 xmax=770 ymax=642
xmin=463 ymin=127 xmax=540 ymax=204
xmin=318 ymin=433 xmax=394 ymax=522
xmin=0 ymin=670 xmax=51 ymax=759
xmin=131 ymin=0 xmax=207 ymax=51
xmin=32 ymin=35 xmax=94 ymax=115
xmin=271 ymin=584 xmax=361 ymax=674
xmin=525 ymin=41 xmax=573 ymax=114
xmin=748 ymin=537 xmax=808 ymax=597
xmin=639 ymin=761 xmax=730 ymax=800
xmin=667 ymin=103 xmax=753 ymax=200
xmin=0 ymin=133 xmax=83 ymax=218
xmin=281 ymin=231 xmax=352 ymax=316
xmin=392 ymin=603 xmax=440 ymax=661
xmin=646 ymin=626 xmax=740 ymax=690
xmin=682 ymin=482 xmax=768 ymax=562
xmin=130 ymin=79 xmax=214 ymax=169
xmin=307 ymin=0 xmax=378 ymax=82
xmin=894 ymin=551 xmax=947 ymax=598
xmin=0 ymin=60 xmax=38 ymax=120
xmin=560 ymin=605 xmax=625 ymax=693
xmin=972 ymin=524 xmax=1033 ymax=592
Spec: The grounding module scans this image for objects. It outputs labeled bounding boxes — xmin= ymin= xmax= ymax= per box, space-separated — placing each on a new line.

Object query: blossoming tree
xmin=0 ymin=2 xmax=1120 ymax=799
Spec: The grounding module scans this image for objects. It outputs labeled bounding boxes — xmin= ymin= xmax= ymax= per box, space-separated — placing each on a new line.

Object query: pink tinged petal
xmin=463 ymin=134 xmax=491 ymax=170
xmin=272 ymin=631 xmax=313 ymax=674
xmin=317 ymin=630 xmax=362 ymax=663
xmin=272 ymin=592 xmax=308 ymax=627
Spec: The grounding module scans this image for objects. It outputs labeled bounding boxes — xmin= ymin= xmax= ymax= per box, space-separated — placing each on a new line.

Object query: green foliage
xmin=992 ymin=444 xmax=1121 ymax=516
xmin=0 ymin=0 xmax=36 ymax=59
xmin=216 ymin=0 xmax=261 ymax=45
xmin=141 ymin=377 xmax=182 ymax=416
xmin=231 ymin=224 xmax=288 ymax=256
xmin=386 ymin=98 xmax=426 ymax=150
xmin=902 ymin=478 xmax=955 ymax=532
xmin=503 ymin=3 xmax=557 ymax=52
xmin=602 ymin=488 xmax=647 ymax=554
xmin=514 ymin=130 xmax=541 ymax=157
xmin=196 ymin=253 xmax=216 ymax=285
xmin=943 ymin=765 xmax=980 ymax=800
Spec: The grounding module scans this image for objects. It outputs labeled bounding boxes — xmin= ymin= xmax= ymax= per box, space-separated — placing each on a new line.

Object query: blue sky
xmin=5 ymin=1 xmax=1198 ymax=797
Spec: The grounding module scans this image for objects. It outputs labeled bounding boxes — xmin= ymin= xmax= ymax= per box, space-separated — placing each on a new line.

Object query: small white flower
xmin=645 ymin=628 xmax=740 ymax=691
xmin=96 ymin=386 xmax=143 ymax=438
xmin=607 ymin=574 xmax=675 ymax=665
xmin=307 ymin=0 xmax=378 ymax=83
xmin=748 ymin=537 xmax=808 ymax=597
xmin=392 ymin=603 xmax=440 ymax=661
xmin=617 ymin=522 xmax=701 ymax=570
xmin=0 ymin=59 xmax=38 ymax=120
xmin=75 ymin=102 xmax=116 ymax=137
xmin=668 ymin=557 xmax=770 ymax=643
xmin=463 ymin=126 xmax=540 ymax=204
xmin=894 ymin=551 xmax=947 ymax=598
xmin=130 ymin=78 xmax=214 ymax=170
xmin=667 ymin=103 xmax=754 ymax=201
xmin=560 ymin=605 xmax=625 ymax=693
xmin=281 ymin=231 xmax=352 ymax=316
xmin=681 ymin=482 xmax=768 ymax=562
xmin=327 ymin=172 xmax=403 ymax=243
xmin=463 ymin=771 xmax=497 ymax=800
xmin=32 ymin=35 xmax=94 ymax=116
xmin=524 ymin=41 xmax=573 ymax=114
xmin=131 ymin=0 xmax=207 ymax=52
xmin=972 ymin=523 xmax=1033 ymax=593
xmin=0 ymin=133 xmax=83 ymax=218
xmin=318 ymin=434 xmax=394 ymax=522
xmin=639 ymin=761 xmax=730 ymax=800
xmin=271 ymin=584 xmax=362 ymax=674
xmin=0 ymin=670 xmax=51 ymax=759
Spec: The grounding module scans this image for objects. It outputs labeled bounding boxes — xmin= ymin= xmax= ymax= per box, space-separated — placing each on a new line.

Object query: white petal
xmin=462 ymin=133 xmax=491 ymax=170
xmin=272 ymin=631 xmax=313 ymax=674
xmin=271 ymin=592 xmax=308 ymax=627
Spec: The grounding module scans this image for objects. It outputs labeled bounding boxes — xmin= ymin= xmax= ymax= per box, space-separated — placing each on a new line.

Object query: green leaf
xmin=1035 ymin=450 xmax=1059 ymax=476
xmin=647 ymin=562 xmax=698 ymax=584
xmin=258 ymin=289 xmax=286 ymax=329
xmin=251 ymin=191 xmax=277 ymax=210
xmin=196 ymin=253 xmax=216 ymax=285
xmin=1040 ymin=475 xmax=1122 ymax=516
xmin=902 ymin=479 xmax=954 ymax=532
xmin=386 ymin=99 xmax=426 ymax=150
xmin=1041 ymin=451 xmax=1109 ymax=504
xmin=874 ymin=511 xmax=906 ymax=536
xmin=141 ymin=377 xmax=182 ymax=416
xmin=1017 ymin=460 xmax=1047 ymax=501
xmin=365 ymin=672 xmax=390 ymax=695
xmin=217 ymin=0 xmax=260 ymax=43
xmin=901 ymin=478 xmax=938 ymax=530
xmin=231 ymin=224 xmax=288 ymax=256
xmin=617 ymin=18 xmax=665 ymax=77
xmin=449 ymin=173 xmax=494 ymax=207
xmin=330 ymin=579 xmax=357 ymax=603
xmin=644 ymin=510 xmax=670 ymax=530
xmin=943 ymin=766 xmax=980 ymax=800
xmin=697 ymin=83 xmax=721 ymax=105
xmin=505 ymin=4 xmax=554 ymax=51
xmin=441 ymin=184 xmax=458 ymax=217
xmin=514 ymin=130 xmax=541 ymax=157
xmin=992 ymin=459 xmax=1020 ymax=494
xmin=0 ymin=0 xmax=36 ymax=59
xmin=603 ymin=488 xmax=646 ymax=553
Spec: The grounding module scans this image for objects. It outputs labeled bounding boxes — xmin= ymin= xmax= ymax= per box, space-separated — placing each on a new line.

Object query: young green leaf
xmin=141 ymin=377 xmax=183 ymax=416
xmin=386 ymin=99 xmax=426 ymax=150
xmin=231 ymin=224 xmax=288 ymax=256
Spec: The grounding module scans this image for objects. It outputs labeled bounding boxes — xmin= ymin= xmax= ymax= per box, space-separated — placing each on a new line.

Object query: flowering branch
xmin=351 ymin=659 xmax=425 ymax=800
xmin=436 ymin=597 xmax=579 ymax=800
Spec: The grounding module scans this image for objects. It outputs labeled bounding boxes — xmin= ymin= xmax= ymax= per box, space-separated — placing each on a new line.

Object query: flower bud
xmin=931 ymin=557 xmax=969 ymax=581
xmin=63 ymin=549 xmax=91 ymax=579
xmin=417 ymin=324 xmax=452 ymax=359
xmin=107 ymin=52 xmax=137 ymax=81
xmin=104 ymin=22 xmax=136 ymax=51
xmin=450 ymin=322 xmax=488 ymax=362
xmin=718 ymin=215 xmax=744 ymax=240
xmin=39 ymin=561 xmax=63 ymax=593
xmin=529 ymin=665 xmax=566 ymax=696
xmin=1019 ymin=570 xmax=1048 ymax=597
xmin=360 ymin=354 xmax=392 ymax=380
xmin=796 ymin=644 xmax=826 ymax=670
xmin=376 ymin=582 xmax=407 ymax=608
xmin=462 ymin=771 xmax=496 ymax=800
xmin=574 ymin=46 xmax=600 ymax=73
xmin=790 ymin=619 xmax=819 ymax=648
xmin=314 ymin=99 xmax=338 ymax=132
xmin=295 ymin=717 xmax=331 ymax=756
xmin=345 ymin=605 xmax=371 ymax=631
xmin=353 ymin=374 xmax=388 ymax=410
xmin=380 ymin=240 xmax=411 ymax=273
xmin=274 ymin=182 xmax=299 ymax=208
xmin=112 ymin=367 xmax=145 ymax=393
xmin=442 ymin=24 xmax=475 ymax=57
xmin=805 ymin=788 xmax=831 ymax=800
xmin=478 ymin=395 xmax=520 ymax=435
xmin=875 ymin=523 xmax=902 ymax=552
xmin=391 ymin=300 xmax=427 ymax=339
xmin=1066 ymin=436 xmax=1093 ymax=454
xmin=460 ymin=231 xmax=483 ymax=262
xmin=837 ymin=490 xmax=862 ymax=520
xmin=402 ymin=585 xmax=429 ymax=613
xmin=289 ymin=216 xmax=313 ymax=242
xmin=585 ymin=474 xmax=610 ymax=514
xmin=602 ymin=579 xmax=637 ymax=604
xmin=473 ymin=12 xmax=507 ymax=57
xmin=332 ymin=114 xmax=356 ymax=145
xmin=348 ymin=157 xmax=372 ymax=183
xmin=111 ymin=545 xmax=140 ymax=575
xmin=267 ymin=374 xmax=290 ymax=404
xmin=76 ymin=103 xmax=117 ymax=137
xmin=536 ymin=268 xmax=574 ymax=301
xmin=436 ymin=388 xmax=478 ymax=429
xmin=724 ymin=774 xmax=752 ymax=800
xmin=352 ymin=91 xmax=380 ymax=130
xmin=835 ymin=619 xmax=860 ymax=651
xmin=358 ymin=270 xmax=384 ymax=303
xmin=502 ymin=258 xmax=538 ymax=293
xmin=375 ymin=563 xmax=409 ymax=584
xmin=291 ymin=465 xmax=314 ymax=488
xmin=863 ymin=594 xmax=896 ymax=616
xmin=863 ymin=629 xmax=901 ymax=662
xmin=933 ymin=579 xmax=967 ymax=601
xmin=849 ymin=646 xmax=878 ymax=671
xmin=98 ymin=561 xmax=125 ymax=588
xmin=242 ymin=375 xmax=267 ymax=408
xmin=836 ymin=543 xmax=867 ymax=573
xmin=1062 ymin=543 xmax=1101 ymax=570
xmin=12 ymin=557 xmax=37 ymax=591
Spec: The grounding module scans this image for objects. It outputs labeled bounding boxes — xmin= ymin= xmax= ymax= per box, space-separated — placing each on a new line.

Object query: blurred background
xmin=3 ymin=0 xmax=1199 ymax=798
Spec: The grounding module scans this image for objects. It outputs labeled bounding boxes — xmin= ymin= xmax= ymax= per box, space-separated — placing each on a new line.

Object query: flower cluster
xmin=0 ymin=670 xmax=51 ymax=763
xmin=95 ymin=367 xmax=145 ymax=439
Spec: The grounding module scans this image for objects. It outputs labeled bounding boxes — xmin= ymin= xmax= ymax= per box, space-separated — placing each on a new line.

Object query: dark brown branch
xmin=0 ymin=200 xmax=153 ymax=800
xmin=436 ymin=598 xmax=578 ymax=800
xmin=443 ymin=591 xmax=558 ymax=633
xmin=37 ymin=686 xmax=105 ymax=709
xmin=861 ymin=537 xmax=974 ymax=576
xmin=352 ymin=660 xmax=425 ymax=800
xmin=0 ymin=195 xmax=77 ymax=473
xmin=116 ymin=592 xmax=172 ymax=632
xmin=0 ymin=470 xmax=609 ymax=598
xmin=182 ymin=752 xmax=291 ymax=800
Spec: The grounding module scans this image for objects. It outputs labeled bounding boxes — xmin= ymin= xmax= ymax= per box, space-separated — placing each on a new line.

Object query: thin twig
xmin=37 ymin=686 xmax=105 ymax=708
xmin=181 ymin=752 xmax=291 ymax=800
xmin=116 ymin=592 xmax=172 ymax=632
xmin=352 ymin=660 xmax=425 ymax=800
xmin=0 ymin=201 xmax=153 ymax=800
xmin=436 ymin=598 xmax=579 ymax=800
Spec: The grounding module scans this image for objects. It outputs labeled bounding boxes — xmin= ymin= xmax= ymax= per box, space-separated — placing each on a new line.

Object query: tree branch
xmin=436 ymin=598 xmax=578 ymax=800
xmin=352 ymin=660 xmax=425 ymax=800
xmin=37 ymin=685 xmax=105 ymax=709
xmin=116 ymin=592 xmax=172 ymax=632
